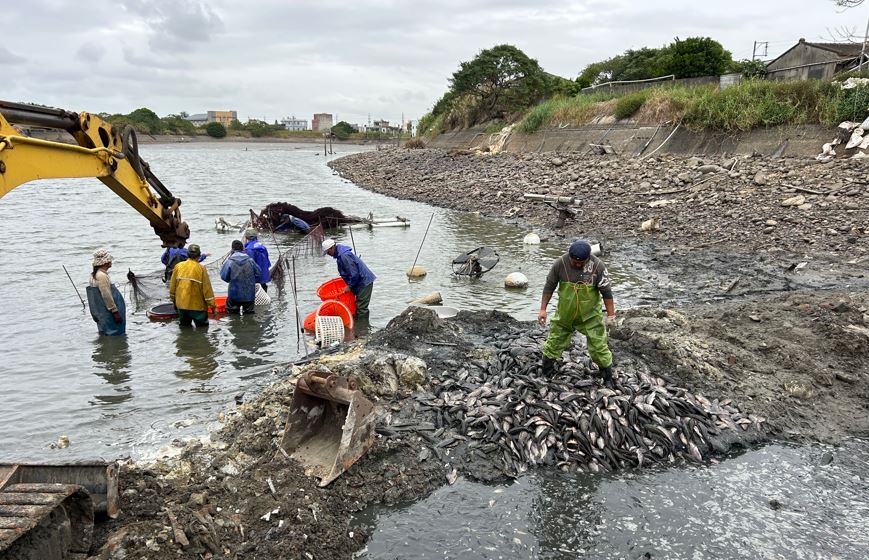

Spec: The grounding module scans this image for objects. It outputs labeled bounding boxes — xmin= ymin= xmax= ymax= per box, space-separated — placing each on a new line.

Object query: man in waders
xmin=538 ymin=240 xmax=616 ymax=386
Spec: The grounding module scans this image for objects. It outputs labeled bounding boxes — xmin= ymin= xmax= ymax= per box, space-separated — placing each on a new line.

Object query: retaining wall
xmin=428 ymin=123 xmax=832 ymax=157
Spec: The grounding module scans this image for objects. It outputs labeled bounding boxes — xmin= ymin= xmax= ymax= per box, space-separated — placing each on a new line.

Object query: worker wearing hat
xmin=87 ymin=248 xmax=126 ymax=336
xmin=538 ymin=240 xmax=616 ymax=386
xmin=169 ymin=244 xmax=216 ymax=328
xmin=243 ymin=229 xmax=272 ymax=291
xmin=322 ymin=238 xmax=376 ymax=320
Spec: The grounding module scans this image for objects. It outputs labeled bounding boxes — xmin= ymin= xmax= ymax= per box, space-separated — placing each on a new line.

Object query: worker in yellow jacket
xmin=169 ymin=244 xmax=215 ymax=328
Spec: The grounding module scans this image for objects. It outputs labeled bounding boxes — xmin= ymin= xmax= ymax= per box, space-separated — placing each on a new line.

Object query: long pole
xmin=860 ymin=10 xmax=869 ymax=70
xmin=291 ymin=256 xmax=308 ymax=357
xmin=410 ymin=213 xmax=435 ymax=275
xmin=347 ymin=221 xmax=357 ymax=254
xmin=62 ymin=265 xmax=86 ymax=308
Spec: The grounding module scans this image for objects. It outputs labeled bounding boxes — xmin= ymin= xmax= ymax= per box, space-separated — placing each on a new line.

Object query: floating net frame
xmin=315 ymin=315 xmax=345 ymax=347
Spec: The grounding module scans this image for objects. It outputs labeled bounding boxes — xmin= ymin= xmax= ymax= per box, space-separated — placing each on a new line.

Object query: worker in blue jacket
xmin=243 ymin=229 xmax=272 ymax=291
xmin=275 ymin=213 xmax=311 ymax=234
xmin=322 ymin=238 xmax=376 ymax=319
xmin=220 ymin=240 xmax=262 ymax=314
xmin=161 ymin=245 xmax=208 ymax=282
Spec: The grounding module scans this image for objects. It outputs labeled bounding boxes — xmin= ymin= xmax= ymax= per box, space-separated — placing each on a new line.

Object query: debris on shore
xmin=329 ymin=150 xmax=867 ymax=258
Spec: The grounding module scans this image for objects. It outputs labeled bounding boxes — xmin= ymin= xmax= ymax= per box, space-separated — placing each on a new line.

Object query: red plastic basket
xmin=214 ymin=295 xmax=227 ymax=314
xmin=316 ymin=300 xmax=354 ymax=330
xmin=316 ymin=277 xmax=357 ymax=315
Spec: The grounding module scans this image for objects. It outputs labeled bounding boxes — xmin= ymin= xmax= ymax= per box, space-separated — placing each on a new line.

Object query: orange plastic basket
xmin=316 ymin=277 xmax=357 ymax=315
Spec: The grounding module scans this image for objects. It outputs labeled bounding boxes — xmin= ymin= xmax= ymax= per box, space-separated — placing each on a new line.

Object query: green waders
xmin=543 ymin=282 xmax=612 ymax=368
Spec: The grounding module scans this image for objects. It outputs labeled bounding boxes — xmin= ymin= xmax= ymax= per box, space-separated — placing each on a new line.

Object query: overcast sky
xmin=4 ymin=0 xmax=864 ymax=126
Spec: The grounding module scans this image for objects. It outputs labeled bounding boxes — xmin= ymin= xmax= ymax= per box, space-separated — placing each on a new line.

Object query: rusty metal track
xmin=0 ymin=483 xmax=94 ymax=559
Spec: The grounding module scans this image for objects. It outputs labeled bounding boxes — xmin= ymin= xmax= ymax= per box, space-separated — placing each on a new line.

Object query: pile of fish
xmin=420 ymin=327 xmax=763 ymax=475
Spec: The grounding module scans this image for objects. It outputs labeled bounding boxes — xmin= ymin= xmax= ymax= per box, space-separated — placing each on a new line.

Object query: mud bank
xmin=89 ymin=294 xmax=868 ymax=558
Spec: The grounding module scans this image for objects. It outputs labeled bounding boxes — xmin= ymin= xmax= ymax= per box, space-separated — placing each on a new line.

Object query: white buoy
xmin=407 ymin=265 xmax=427 ymax=278
xmin=523 ymin=232 xmax=541 ymax=245
xmin=504 ymin=272 xmax=529 ymax=288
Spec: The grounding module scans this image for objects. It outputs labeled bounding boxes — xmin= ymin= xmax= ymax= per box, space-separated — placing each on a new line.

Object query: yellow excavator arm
xmin=0 ymin=101 xmax=189 ymax=247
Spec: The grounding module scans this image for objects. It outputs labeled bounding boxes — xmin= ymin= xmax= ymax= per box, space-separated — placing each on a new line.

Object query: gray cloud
xmin=0 ymin=46 xmax=25 ymax=64
xmin=0 ymin=0 xmax=861 ymax=124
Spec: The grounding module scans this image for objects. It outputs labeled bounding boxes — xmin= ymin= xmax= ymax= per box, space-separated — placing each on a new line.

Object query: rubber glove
xmin=112 ymin=310 xmax=123 ymax=323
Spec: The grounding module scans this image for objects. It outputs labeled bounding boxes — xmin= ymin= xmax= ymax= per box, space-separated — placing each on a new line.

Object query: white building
xmin=281 ymin=116 xmax=308 ymax=131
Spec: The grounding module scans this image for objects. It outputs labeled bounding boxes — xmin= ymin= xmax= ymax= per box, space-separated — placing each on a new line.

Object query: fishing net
xmin=250 ymin=203 xmax=363 ymax=230
xmin=126 ymin=224 xmax=328 ymax=309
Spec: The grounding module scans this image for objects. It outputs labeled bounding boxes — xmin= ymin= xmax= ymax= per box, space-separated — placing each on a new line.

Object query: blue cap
xmin=568 ymin=240 xmax=591 ymax=260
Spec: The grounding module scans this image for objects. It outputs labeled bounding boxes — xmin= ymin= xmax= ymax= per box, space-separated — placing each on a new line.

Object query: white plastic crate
xmin=315 ymin=315 xmax=345 ymax=347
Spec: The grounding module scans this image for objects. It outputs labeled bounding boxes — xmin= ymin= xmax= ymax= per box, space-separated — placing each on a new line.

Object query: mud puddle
xmin=353 ymin=438 xmax=869 ymax=559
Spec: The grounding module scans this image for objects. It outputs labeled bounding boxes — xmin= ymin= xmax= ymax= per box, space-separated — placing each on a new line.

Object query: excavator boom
xmin=0 ymin=101 xmax=189 ymax=247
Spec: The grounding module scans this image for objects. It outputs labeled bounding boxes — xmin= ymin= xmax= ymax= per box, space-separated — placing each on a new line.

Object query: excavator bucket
xmin=281 ymin=370 xmax=376 ymax=487
xmin=0 ymin=462 xmax=119 ymax=560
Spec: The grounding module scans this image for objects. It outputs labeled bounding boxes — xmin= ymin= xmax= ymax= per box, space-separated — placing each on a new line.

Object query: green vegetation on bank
xmin=420 ymin=41 xmax=869 ymax=137
xmin=516 ymin=78 xmax=868 ymax=133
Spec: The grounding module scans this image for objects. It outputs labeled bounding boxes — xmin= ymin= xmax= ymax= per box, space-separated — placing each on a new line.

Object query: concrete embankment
xmin=429 ymin=123 xmax=835 ymax=158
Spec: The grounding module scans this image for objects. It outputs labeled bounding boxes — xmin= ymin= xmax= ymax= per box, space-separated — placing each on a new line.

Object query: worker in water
xmin=169 ymin=244 xmax=216 ymax=328
xmin=243 ymin=229 xmax=271 ymax=291
xmin=219 ymin=240 xmax=261 ymax=314
xmin=161 ymin=244 xmax=209 ymax=283
xmin=87 ymin=248 xmax=126 ymax=336
xmin=275 ymin=213 xmax=311 ymax=234
xmin=322 ymin=238 xmax=376 ymax=320
xmin=538 ymin=240 xmax=616 ymax=386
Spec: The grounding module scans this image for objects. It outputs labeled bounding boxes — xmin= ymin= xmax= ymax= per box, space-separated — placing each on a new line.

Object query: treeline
xmin=101 ymin=109 xmax=296 ymax=138
xmin=101 ymin=108 xmax=197 ymax=136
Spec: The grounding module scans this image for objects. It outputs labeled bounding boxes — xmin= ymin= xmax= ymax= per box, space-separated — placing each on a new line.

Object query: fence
xmin=581 ymin=75 xmax=721 ymax=97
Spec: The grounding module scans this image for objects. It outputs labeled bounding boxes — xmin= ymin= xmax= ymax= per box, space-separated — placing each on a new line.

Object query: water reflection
xmin=90 ymin=335 xmax=132 ymax=405
xmin=224 ymin=313 xmax=269 ymax=370
xmin=174 ymin=327 xmax=219 ymax=380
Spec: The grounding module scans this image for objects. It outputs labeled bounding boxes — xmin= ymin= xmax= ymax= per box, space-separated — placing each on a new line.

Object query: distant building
xmin=361 ymin=119 xmax=402 ymax=134
xmin=766 ymin=39 xmax=863 ymax=81
xmin=312 ymin=113 xmax=333 ymax=132
xmin=281 ymin=116 xmax=308 ymax=131
xmin=185 ymin=110 xmax=238 ymax=127
xmin=186 ymin=113 xmax=208 ymax=126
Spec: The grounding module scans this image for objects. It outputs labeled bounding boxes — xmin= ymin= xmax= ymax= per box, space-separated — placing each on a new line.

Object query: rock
xmin=523 ymin=232 xmax=541 ymax=244
xmin=396 ymin=356 xmax=428 ymax=387
xmin=765 ymin=219 xmax=778 ymax=226
xmin=641 ymin=217 xmax=661 ymax=231
xmin=753 ymin=172 xmax=768 ymax=186
xmin=504 ymin=272 xmax=529 ymax=288
xmin=819 ymin=451 xmax=834 ymax=465
xmin=781 ymin=195 xmax=806 ymax=207
xmin=697 ymin=164 xmax=723 ymax=174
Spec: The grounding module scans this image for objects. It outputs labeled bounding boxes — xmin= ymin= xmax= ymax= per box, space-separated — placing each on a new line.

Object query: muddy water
xmin=0 ymin=143 xmax=643 ymax=462
xmin=354 ymin=439 xmax=869 ymax=559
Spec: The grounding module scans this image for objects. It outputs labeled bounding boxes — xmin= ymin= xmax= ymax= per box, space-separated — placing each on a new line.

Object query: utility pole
xmin=751 ymin=41 xmax=768 ymax=61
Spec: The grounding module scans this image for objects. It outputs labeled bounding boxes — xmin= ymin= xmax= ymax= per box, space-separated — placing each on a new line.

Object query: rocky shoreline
xmin=86 ymin=148 xmax=868 ymax=559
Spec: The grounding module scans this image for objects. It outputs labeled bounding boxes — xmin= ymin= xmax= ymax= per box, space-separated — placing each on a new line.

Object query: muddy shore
xmin=87 ymin=148 xmax=868 ymax=559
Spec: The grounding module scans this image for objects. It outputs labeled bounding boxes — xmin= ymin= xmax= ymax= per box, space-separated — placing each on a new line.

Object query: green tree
xmin=161 ymin=114 xmax=197 ymax=135
xmin=657 ymin=37 xmax=733 ymax=78
xmin=449 ymin=44 xmax=550 ymax=118
xmin=128 ymin=107 xmax=162 ymax=134
xmin=733 ymin=59 xmax=767 ymax=78
xmin=331 ymin=121 xmax=355 ymax=139
xmin=205 ymin=122 xmax=226 ymax=138
xmin=229 ymin=119 xmax=245 ymax=131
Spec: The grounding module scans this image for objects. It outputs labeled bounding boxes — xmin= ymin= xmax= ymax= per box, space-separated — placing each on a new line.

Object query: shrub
xmin=835 ymin=84 xmax=869 ymax=123
xmin=205 ymin=122 xmax=227 ymax=138
xmin=404 ymin=138 xmax=425 ymax=149
xmin=613 ymin=90 xmax=650 ymax=119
